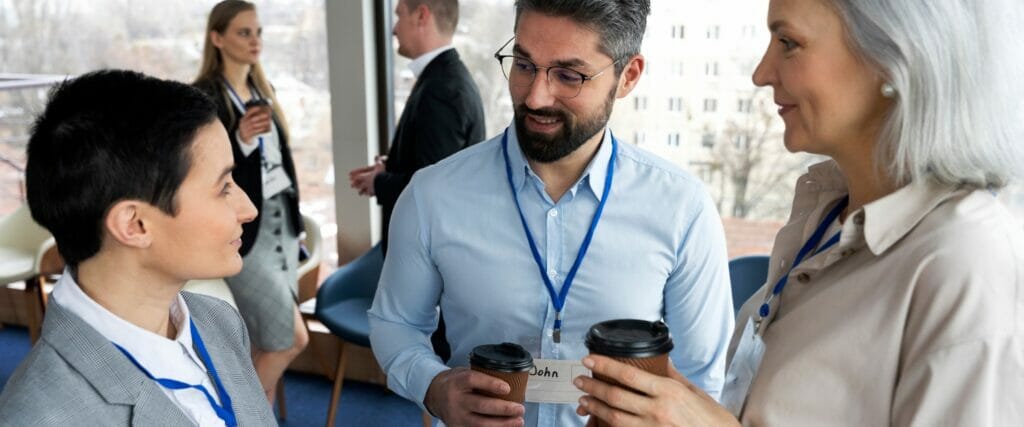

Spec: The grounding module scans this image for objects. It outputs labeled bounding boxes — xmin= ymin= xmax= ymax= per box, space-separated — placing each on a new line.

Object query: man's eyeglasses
xmin=493 ymin=37 xmax=619 ymax=99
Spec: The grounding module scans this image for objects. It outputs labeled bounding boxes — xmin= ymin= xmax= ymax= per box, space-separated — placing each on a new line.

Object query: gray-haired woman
xmin=574 ymin=0 xmax=1024 ymax=425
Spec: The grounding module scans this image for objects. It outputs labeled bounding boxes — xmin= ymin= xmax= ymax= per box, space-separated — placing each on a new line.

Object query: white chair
xmin=184 ymin=213 xmax=322 ymax=309
xmin=182 ymin=278 xmax=237 ymax=309
xmin=297 ymin=213 xmax=324 ymax=302
xmin=0 ymin=205 xmax=60 ymax=343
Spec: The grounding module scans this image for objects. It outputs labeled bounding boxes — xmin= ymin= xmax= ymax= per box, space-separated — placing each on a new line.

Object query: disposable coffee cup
xmin=586 ymin=319 xmax=673 ymax=377
xmin=243 ymin=99 xmax=273 ymax=136
xmin=469 ymin=342 xmax=534 ymax=403
xmin=586 ymin=319 xmax=673 ymax=427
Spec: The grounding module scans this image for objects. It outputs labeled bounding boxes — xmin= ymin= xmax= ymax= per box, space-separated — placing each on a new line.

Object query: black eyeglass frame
xmin=493 ymin=37 xmax=620 ymax=99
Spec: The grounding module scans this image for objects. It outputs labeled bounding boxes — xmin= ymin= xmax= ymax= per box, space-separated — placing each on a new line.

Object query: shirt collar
xmin=861 ymin=177 xmax=966 ymax=255
xmin=50 ymin=269 xmax=208 ymax=381
xmin=802 ymin=160 xmax=849 ymax=193
xmin=505 ymin=126 xmax=614 ymax=202
xmin=582 ymin=129 xmax=614 ymax=200
xmin=799 ymin=160 xmax=966 ymax=256
xmin=408 ymin=45 xmax=454 ymax=78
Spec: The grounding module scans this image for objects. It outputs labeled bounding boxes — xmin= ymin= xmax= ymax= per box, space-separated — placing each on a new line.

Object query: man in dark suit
xmin=349 ymin=0 xmax=486 ymax=251
xmin=348 ymin=0 xmax=484 ymax=364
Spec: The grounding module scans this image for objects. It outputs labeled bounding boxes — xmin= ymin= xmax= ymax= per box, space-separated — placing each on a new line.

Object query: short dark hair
xmin=514 ymin=0 xmax=650 ymax=75
xmin=407 ymin=0 xmax=459 ymax=36
xmin=25 ymin=69 xmax=218 ymax=266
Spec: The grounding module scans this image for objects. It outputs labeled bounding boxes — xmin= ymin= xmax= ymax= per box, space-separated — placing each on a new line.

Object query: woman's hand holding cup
xmin=575 ymin=355 xmax=739 ymax=427
xmin=238 ymin=102 xmax=272 ymax=144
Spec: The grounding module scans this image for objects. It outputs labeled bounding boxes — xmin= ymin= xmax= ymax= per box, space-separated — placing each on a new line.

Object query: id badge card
xmin=720 ymin=318 xmax=766 ymax=417
xmin=263 ymin=166 xmax=292 ymax=200
xmin=524 ymin=358 xmax=591 ymax=404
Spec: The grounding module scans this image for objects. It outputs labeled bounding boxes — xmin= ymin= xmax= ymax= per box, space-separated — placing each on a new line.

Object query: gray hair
xmin=513 ymin=0 xmax=650 ymax=75
xmin=829 ymin=0 xmax=1024 ymax=188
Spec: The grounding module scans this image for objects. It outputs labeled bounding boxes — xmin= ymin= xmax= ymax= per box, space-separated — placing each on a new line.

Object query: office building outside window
xmin=609 ymin=0 xmax=816 ymax=255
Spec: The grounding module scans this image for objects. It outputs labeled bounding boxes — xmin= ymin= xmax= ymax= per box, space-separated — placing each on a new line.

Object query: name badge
xmin=720 ymin=318 xmax=766 ymax=417
xmin=263 ymin=166 xmax=292 ymax=200
xmin=524 ymin=358 xmax=591 ymax=404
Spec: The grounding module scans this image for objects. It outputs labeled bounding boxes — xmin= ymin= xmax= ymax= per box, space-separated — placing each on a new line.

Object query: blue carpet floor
xmin=0 ymin=325 xmax=423 ymax=426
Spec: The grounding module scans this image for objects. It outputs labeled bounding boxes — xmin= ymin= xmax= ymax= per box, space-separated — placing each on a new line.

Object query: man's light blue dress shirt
xmin=368 ymin=125 xmax=734 ymax=426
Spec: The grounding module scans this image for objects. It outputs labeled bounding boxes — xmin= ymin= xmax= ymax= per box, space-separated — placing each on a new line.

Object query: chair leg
xmin=24 ymin=277 xmax=45 ymax=345
xmin=325 ymin=340 xmax=348 ymax=427
xmin=302 ymin=315 xmax=335 ymax=381
xmin=276 ymin=379 xmax=287 ymax=420
xmin=38 ymin=275 xmax=49 ymax=308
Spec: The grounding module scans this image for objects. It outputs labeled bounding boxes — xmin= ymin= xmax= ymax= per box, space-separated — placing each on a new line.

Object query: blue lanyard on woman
xmin=501 ymin=127 xmax=617 ymax=343
xmin=755 ymin=195 xmax=849 ymax=331
xmin=222 ymin=78 xmax=267 ymax=161
xmin=112 ymin=320 xmax=237 ymax=426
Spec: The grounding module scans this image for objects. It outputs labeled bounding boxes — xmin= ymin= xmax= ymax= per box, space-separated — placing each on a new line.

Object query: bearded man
xmin=368 ymin=1 xmax=734 ymax=426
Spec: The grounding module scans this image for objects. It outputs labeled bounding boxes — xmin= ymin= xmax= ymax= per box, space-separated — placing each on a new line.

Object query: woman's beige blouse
xmin=732 ymin=161 xmax=1024 ymax=426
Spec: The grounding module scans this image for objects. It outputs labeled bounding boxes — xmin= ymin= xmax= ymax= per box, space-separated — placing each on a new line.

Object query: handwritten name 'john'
xmin=529 ymin=366 xmax=559 ymax=378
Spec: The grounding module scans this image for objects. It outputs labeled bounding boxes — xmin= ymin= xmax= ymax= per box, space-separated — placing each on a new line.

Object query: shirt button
xmin=548 ymin=209 xmax=558 ymax=217
xmin=853 ymin=214 xmax=865 ymax=225
xmin=274 ymin=210 xmax=282 ymax=218
xmin=281 ymin=264 xmax=287 ymax=271
xmin=548 ymin=269 xmax=557 ymax=278
xmin=273 ymin=228 xmax=281 ymax=236
xmin=275 ymin=246 xmax=283 ymax=253
xmin=796 ymin=272 xmax=810 ymax=283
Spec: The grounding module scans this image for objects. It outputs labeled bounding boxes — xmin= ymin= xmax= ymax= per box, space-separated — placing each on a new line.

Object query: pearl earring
xmin=881 ymin=82 xmax=897 ymax=98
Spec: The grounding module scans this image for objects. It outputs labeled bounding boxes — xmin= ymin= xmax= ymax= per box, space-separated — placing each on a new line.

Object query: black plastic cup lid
xmin=469 ymin=342 xmax=534 ymax=372
xmin=585 ymin=319 xmax=673 ymax=358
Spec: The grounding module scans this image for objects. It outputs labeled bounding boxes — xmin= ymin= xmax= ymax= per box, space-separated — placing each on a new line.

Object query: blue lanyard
xmin=222 ymin=78 xmax=266 ymax=160
xmin=113 ymin=320 xmax=237 ymax=426
xmin=501 ymin=128 xmax=616 ymax=343
xmin=756 ymin=195 xmax=848 ymax=329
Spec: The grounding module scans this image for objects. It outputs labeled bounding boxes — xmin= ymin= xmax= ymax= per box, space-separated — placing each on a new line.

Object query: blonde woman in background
xmin=193 ymin=0 xmax=307 ymax=406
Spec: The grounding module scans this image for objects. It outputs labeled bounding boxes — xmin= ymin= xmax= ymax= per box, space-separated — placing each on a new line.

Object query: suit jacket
xmin=374 ymin=48 xmax=486 ymax=248
xmin=193 ymin=77 xmax=303 ymax=256
xmin=0 ymin=292 xmax=276 ymax=426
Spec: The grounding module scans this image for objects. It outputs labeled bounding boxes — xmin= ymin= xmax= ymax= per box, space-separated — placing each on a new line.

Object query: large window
xmin=0 ymin=81 xmax=53 ymax=216
xmin=7 ymin=1 xmax=1020 ymax=263
xmin=609 ymin=0 xmax=818 ymax=256
xmin=385 ymin=0 xmax=807 ymax=257
xmin=0 ymin=0 xmax=338 ymax=264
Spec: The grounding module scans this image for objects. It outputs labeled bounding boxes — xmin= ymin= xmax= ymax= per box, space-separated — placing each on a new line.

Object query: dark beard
xmin=513 ymin=86 xmax=616 ymax=163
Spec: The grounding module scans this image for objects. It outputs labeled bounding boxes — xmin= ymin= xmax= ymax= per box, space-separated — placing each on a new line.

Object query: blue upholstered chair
xmin=314 ymin=243 xmax=384 ymax=427
xmin=728 ymin=255 xmax=771 ymax=314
